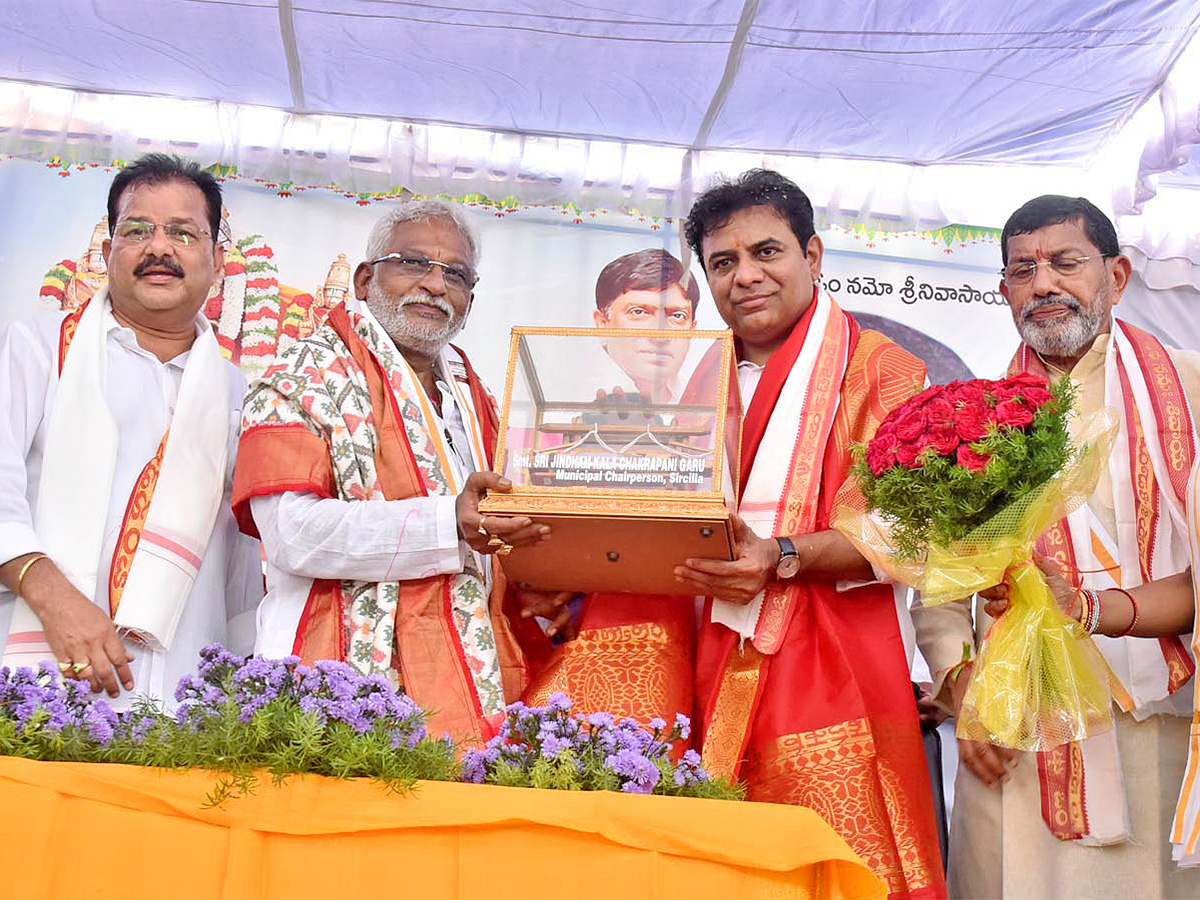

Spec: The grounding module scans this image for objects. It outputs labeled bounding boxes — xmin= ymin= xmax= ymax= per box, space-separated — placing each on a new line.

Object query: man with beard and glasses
xmin=0 ymin=153 xmax=262 ymax=707
xmin=913 ymin=195 xmax=1200 ymax=899
xmin=233 ymin=201 xmax=542 ymax=744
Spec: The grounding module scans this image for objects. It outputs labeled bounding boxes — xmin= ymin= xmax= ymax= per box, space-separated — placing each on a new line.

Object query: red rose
xmin=866 ymin=431 xmax=900 ymax=475
xmin=907 ymin=384 xmax=945 ymax=407
xmin=912 ymin=430 xmax=937 ymax=453
xmin=893 ymin=409 xmax=927 ymax=443
xmin=874 ymin=419 xmax=897 ymax=440
xmin=954 ymin=405 xmax=991 ymax=442
xmin=895 ymin=441 xmax=923 ymax=468
xmin=949 ymin=381 xmax=987 ymax=406
xmin=995 ymin=399 xmax=1034 ymax=429
xmin=1020 ymin=385 xmax=1053 ymax=407
xmin=924 ymin=397 xmax=955 ymax=430
xmin=927 ymin=423 xmax=960 ymax=455
xmin=956 ymin=444 xmax=991 ymax=470
xmin=991 ymin=383 xmax=1019 ymax=404
xmin=1008 ymin=372 xmax=1048 ymax=389
xmin=868 ymin=429 xmax=899 ymax=454
xmin=866 ymin=443 xmax=896 ymax=475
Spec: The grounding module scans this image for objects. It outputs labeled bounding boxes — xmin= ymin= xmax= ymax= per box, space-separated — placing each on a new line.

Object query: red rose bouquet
xmin=836 ymin=374 xmax=1116 ymax=751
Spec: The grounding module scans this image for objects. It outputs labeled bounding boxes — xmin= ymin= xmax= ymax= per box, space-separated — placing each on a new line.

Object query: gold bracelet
xmin=15 ymin=553 xmax=49 ymax=598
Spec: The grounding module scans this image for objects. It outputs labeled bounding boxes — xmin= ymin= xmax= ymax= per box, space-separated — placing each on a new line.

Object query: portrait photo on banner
xmin=0 ymin=155 xmax=1039 ymax=385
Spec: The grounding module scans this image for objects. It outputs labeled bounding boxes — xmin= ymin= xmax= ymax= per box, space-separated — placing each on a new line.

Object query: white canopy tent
xmin=1 ymin=0 xmax=1199 ymax=338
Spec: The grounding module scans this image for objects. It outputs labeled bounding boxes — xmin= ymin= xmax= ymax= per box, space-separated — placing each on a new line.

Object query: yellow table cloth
xmin=0 ymin=757 xmax=885 ymax=899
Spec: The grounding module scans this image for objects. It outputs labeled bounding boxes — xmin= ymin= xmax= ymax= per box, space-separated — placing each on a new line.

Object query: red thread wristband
xmin=1108 ymin=587 xmax=1139 ymax=638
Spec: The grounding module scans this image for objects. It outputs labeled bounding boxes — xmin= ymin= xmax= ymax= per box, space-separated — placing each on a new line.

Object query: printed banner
xmin=0 ymin=156 xmax=1022 ymax=389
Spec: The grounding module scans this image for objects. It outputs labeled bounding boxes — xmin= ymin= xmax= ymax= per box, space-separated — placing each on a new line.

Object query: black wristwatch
xmin=774 ymin=536 xmax=801 ymax=580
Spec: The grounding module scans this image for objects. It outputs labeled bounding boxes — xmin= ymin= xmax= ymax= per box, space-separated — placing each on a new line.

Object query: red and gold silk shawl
xmin=1010 ymin=320 xmax=1197 ymax=842
xmin=233 ymin=304 xmax=527 ymax=744
xmin=696 ymin=297 xmax=945 ymax=900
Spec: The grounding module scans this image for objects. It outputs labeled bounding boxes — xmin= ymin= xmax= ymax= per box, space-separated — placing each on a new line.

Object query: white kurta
xmin=0 ymin=308 xmax=262 ymax=708
xmin=1171 ymin=462 xmax=1200 ymax=866
xmin=250 ymin=307 xmax=486 ymax=659
xmin=913 ymin=331 xmax=1200 ymax=898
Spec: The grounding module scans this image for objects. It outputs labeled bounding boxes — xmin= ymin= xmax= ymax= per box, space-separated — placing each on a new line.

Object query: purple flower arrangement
xmin=0 ymin=645 xmax=458 ymax=805
xmin=0 ymin=662 xmax=122 ymax=762
xmin=1 ymin=648 xmax=743 ymax=805
xmin=461 ymin=693 xmax=743 ymax=801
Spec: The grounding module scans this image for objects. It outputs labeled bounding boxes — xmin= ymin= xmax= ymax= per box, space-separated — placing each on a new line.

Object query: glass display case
xmin=478 ymin=326 xmax=739 ymax=595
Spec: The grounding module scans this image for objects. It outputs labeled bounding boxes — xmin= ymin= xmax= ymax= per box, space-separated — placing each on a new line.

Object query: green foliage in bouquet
xmin=853 ymin=374 xmax=1074 ymax=558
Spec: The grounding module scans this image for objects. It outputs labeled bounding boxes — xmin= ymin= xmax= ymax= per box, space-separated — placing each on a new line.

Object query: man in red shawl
xmin=677 ymin=169 xmax=945 ymax=900
xmin=916 ymin=195 xmax=1200 ymax=899
xmin=233 ymin=200 xmax=541 ymax=745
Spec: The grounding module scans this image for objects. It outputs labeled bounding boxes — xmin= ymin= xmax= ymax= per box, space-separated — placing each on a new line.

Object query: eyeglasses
xmin=113 ymin=218 xmax=212 ymax=247
xmin=1000 ymin=255 xmax=1107 ymax=284
xmin=369 ymin=252 xmax=477 ymax=293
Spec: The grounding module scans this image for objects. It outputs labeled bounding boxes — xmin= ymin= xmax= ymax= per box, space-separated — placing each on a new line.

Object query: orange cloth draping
xmin=0 ymin=757 xmax=885 ymax=900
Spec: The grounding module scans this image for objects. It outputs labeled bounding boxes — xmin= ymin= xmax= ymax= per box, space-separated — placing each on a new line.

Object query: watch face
xmin=776 ymin=555 xmax=802 ymax=580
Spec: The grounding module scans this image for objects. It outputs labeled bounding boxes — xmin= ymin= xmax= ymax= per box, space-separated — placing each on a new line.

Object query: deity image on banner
xmin=302 ymin=253 xmax=351 ymax=339
xmin=38 ymin=208 xmax=340 ymax=378
xmin=40 ymin=217 xmax=109 ymax=312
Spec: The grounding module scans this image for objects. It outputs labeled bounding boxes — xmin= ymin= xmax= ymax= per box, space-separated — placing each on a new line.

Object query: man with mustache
xmin=678 ymin=169 xmax=946 ymax=899
xmin=914 ymin=195 xmax=1200 ymax=898
xmin=592 ymin=248 xmax=699 ymax=403
xmin=0 ymin=153 xmax=262 ymax=706
xmin=233 ymin=201 xmax=541 ymax=744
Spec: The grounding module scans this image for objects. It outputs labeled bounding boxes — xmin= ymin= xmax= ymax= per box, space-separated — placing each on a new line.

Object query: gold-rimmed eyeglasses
xmin=1000 ymin=255 xmax=1108 ymax=285
xmin=113 ymin=218 xmax=212 ymax=248
xmin=369 ymin=252 xmax=477 ymax=293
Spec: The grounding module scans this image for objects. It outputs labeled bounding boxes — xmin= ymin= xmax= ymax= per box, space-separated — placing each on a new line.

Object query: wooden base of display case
xmin=480 ymin=498 xmax=734 ymax=595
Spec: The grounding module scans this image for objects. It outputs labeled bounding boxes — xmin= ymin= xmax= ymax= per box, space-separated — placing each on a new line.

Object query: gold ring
xmin=72 ymin=661 xmax=91 ymax=674
xmin=477 ymin=518 xmax=489 ymax=536
xmin=57 ymin=661 xmax=72 ymax=674
xmin=496 ymin=543 xmax=513 ymax=557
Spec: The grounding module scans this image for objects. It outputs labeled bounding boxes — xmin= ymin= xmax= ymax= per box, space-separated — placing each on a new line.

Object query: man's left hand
xmin=915 ymin=681 xmax=948 ymax=730
xmin=456 ymin=471 xmax=549 ymax=554
xmin=673 ymin=513 xmax=779 ymax=604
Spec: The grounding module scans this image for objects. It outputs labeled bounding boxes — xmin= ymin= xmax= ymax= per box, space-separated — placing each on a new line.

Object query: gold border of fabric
xmin=1038 ymin=740 xmax=1089 ymax=840
xmin=753 ymin=309 xmax=848 ymax=654
xmin=108 ymin=432 xmax=169 ymax=616
xmin=700 ymin=642 xmax=765 ymax=780
xmin=744 ymin=718 xmax=938 ymax=897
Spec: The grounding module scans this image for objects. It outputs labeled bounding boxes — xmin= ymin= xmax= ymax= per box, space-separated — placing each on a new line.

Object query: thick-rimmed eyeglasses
xmin=1000 ymin=255 xmax=1108 ymax=285
xmin=113 ymin=218 xmax=212 ymax=247
xmin=369 ymin=252 xmax=478 ymax=293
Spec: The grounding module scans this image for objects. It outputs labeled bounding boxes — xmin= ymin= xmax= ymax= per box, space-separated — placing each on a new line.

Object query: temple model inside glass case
xmin=479 ymin=326 xmax=739 ymax=595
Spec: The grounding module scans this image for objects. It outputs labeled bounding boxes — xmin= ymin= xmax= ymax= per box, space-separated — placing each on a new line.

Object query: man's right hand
xmin=513 ymin=589 xmax=577 ymax=640
xmin=456 ymin=471 xmax=549 ymax=554
xmin=14 ymin=557 xmax=134 ymax=697
xmin=951 ymin=660 xmax=1019 ymax=790
xmin=980 ymin=555 xmax=1078 ymax=621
